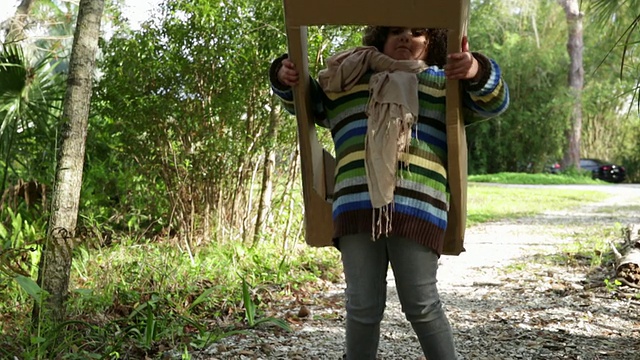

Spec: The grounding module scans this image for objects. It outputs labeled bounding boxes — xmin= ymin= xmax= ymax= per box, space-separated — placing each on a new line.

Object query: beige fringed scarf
xmin=318 ymin=46 xmax=428 ymax=238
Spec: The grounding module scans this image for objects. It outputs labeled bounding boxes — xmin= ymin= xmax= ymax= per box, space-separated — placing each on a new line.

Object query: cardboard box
xmin=283 ymin=0 xmax=470 ymax=255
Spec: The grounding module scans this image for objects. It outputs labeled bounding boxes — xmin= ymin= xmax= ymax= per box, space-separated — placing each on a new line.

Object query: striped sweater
xmin=270 ymin=52 xmax=509 ymax=255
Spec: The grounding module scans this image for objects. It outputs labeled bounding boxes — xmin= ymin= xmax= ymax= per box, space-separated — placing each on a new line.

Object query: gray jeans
xmin=340 ymin=233 xmax=457 ymax=360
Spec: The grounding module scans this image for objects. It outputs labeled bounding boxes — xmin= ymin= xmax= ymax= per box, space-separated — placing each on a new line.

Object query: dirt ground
xmin=190 ymin=184 xmax=640 ymax=360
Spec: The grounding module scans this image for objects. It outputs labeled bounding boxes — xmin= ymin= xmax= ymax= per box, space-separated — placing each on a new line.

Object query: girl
xmin=270 ymin=26 xmax=509 ymax=360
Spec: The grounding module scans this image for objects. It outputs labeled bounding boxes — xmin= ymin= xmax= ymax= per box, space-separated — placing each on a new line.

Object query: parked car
xmin=546 ymin=158 xmax=626 ymax=183
xmin=579 ymin=158 xmax=626 ymax=183
xmin=547 ymin=162 xmax=561 ymax=174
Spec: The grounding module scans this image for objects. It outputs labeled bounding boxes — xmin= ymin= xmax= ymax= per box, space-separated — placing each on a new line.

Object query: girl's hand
xmin=278 ymin=58 xmax=300 ymax=87
xmin=444 ymin=36 xmax=481 ymax=81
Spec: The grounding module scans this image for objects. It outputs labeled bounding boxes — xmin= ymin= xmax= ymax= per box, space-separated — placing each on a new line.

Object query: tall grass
xmin=1 ymin=234 xmax=342 ymax=359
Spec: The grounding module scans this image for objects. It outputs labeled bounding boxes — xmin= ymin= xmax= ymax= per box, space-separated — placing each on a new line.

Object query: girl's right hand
xmin=278 ymin=58 xmax=299 ymax=87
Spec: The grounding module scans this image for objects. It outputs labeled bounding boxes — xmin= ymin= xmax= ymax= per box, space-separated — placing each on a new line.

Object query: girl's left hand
xmin=444 ymin=36 xmax=481 ymax=81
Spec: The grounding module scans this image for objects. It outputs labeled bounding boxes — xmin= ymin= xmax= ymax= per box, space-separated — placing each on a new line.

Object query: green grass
xmin=467 ymin=182 xmax=610 ymax=226
xmin=526 ymin=224 xmax=624 ymax=270
xmin=469 ymin=171 xmax=602 ymax=185
xmin=0 ymin=172 xmax=624 ymax=359
xmin=591 ymin=204 xmax=640 ymax=214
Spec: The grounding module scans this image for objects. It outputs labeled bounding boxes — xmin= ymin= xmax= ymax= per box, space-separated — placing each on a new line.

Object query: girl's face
xmin=383 ymin=27 xmax=429 ymax=61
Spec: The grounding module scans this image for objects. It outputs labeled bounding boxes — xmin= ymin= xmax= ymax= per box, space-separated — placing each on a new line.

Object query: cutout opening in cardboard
xmin=282 ymin=1 xmax=470 ymax=255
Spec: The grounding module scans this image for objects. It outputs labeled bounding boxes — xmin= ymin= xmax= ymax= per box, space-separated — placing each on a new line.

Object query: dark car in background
xmin=579 ymin=158 xmax=626 ymax=183
xmin=547 ymin=162 xmax=562 ymax=174
xmin=546 ymin=158 xmax=626 ymax=183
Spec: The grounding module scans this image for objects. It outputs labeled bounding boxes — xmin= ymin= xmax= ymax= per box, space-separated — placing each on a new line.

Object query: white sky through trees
xmin=0 ymin=0 xmax=162 ymax=30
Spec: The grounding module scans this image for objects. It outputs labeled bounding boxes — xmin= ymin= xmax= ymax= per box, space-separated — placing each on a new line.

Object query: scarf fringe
xmin=372 ymin=202 xmax=394 ymax=240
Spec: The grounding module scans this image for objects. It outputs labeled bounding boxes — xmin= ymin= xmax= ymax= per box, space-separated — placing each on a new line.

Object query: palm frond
xmin=0 ymin=45 xmax=28 ymax=98
xmin=588 ymin=0 xmax=623 ymax=21
xmin=587 ymin=0 xmax=640 ymax=78
xmin=0 ymin=43 xmax=66 ymax=185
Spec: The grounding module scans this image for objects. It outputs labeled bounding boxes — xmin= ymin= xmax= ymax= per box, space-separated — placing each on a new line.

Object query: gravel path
xmin=191 ymin=184 xmax=640 ymax=360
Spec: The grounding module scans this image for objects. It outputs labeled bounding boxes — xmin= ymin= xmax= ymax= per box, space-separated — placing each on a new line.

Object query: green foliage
xmin=93 ymin=0 xmax=368 ymax=248
xmin=618 ymin=147 xmax=640 ymax=183
xmin=27 ymin=0 xmax=79 ymax=60
xmin=468 ymin=1 xmax=570 ymax=174
xmin=0 ymin=208 xmax=46 ymax=304
xmin=0 ymin=45 xmax=27 ymax=98
xmin=96 ymin=0 xmax=290 ymax=242
xmin=587 ymin=0 xmax=640 ymax=86
xmin=79 ymin=147 xmax=170 ymax=237
xmin=604 ymin=278 xmax=622 ymax=292
xmin=3 ymin=235 xmax=333 ymax=357
xmin=467 ymin=1 xmax=640 ymax=175
xmin=241 ymin=276 xmax=291 ymax=331
xmin=0 ymin=43 xmax=63 ymax=191
xmin=14 ymin=275 xmax=47 ymax=304
xmin=579 ymin=4 xmax=639 ymax=170
xmin=537 ymin=223 xmax=623 ymax=269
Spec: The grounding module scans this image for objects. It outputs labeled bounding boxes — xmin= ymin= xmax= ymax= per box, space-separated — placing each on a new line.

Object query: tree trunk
xmin=34 ymin=0 xmax=104 ymax=324
xmin=253 ymin=99 xmax=280 ymax=246
xmin=282 ymin=148 xmax=299 ymax=250
xmin=558 ymin=0 xmax=584 ymax=171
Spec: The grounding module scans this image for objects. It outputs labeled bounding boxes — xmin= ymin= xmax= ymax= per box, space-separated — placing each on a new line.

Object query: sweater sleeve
xmin=461 ymin=52 xmax=510 ymax=122
xmin=269 ymin=54 xmax=329 ymax=127
xmin=269 ymin=53 xmax=296 ymax=114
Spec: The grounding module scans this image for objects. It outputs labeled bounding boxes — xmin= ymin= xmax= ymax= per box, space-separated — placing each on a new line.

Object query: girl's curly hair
xmin=362 ymin=26 xmax=448 ymax=67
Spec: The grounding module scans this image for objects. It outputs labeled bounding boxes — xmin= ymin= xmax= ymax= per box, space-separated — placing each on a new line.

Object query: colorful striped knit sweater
xmin=269 ymin=52 xmax=509 ymax=255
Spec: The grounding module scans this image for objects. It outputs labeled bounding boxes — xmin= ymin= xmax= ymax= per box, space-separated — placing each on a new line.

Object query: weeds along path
xmin=190 ymin=184 xmax=640 ymax=360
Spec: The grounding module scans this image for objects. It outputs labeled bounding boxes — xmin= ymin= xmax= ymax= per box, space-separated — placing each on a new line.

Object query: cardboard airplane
xmin=283 ymin=0 xmax=470 ymax=255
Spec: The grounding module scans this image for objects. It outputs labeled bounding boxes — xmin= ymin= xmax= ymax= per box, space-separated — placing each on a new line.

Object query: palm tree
xmin=0 ymin=44 xmax=64 ymax=196
xmin=34 ymin=0 xmax=105 ymax=324
xmin=556 ymin=0 xmax=584 ymax=170
xmin=2 ymin=0 xmax=37 ymax=43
